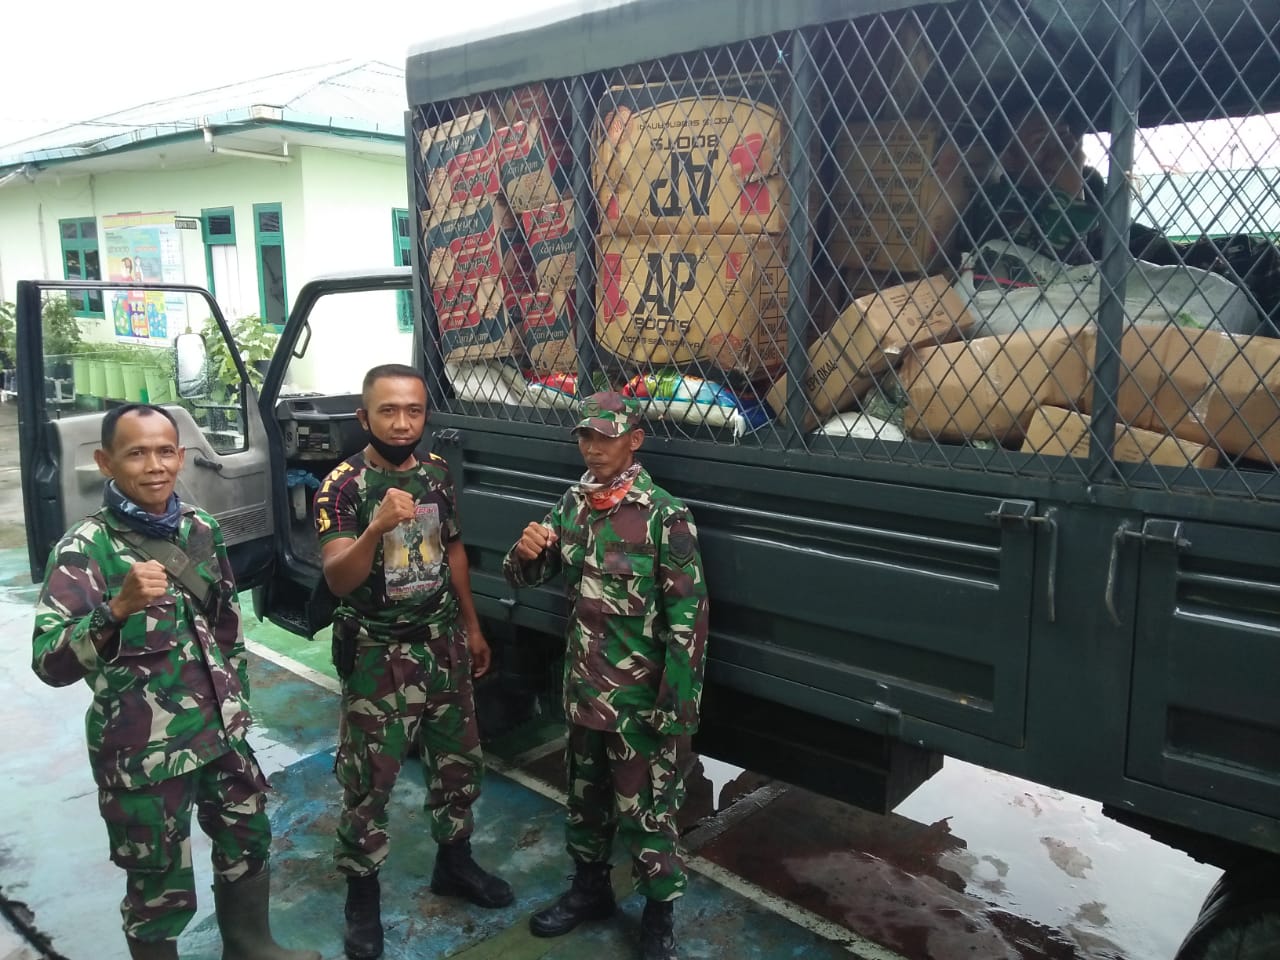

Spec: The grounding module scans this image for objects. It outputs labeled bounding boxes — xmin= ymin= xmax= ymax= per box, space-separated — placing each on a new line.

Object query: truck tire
xmin=1175 ymin=860 xmax=1280 ymax=960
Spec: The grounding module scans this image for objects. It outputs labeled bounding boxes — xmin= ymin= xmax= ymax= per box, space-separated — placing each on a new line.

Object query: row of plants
xmin=68 ymin=344 xmax=178 ymax=404
xmin=0 ymin=297 xmax=280 ymax=407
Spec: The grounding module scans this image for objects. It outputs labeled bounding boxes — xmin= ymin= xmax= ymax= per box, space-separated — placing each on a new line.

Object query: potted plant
xmin=119 ymin=344 xmax=149 ymax=402
xmin=142 ymin=345 xmax=177 ymax=403
xmin=42 ymin=297 xmax=83 ymax=381
xmin=201 ymin=314 xmax=280 ymax=400
xmin=72 ymin=346 xmax=92 ymax=398
xmin=101 ymin=343 xmax=129 ymax=400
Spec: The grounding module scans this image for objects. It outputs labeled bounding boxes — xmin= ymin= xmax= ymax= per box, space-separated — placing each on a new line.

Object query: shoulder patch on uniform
xmin=667 ymin=530 xmax=697 ymax=566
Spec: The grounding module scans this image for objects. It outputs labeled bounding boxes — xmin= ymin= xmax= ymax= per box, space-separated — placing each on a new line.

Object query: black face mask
xmin=363 ymin=428 xmax=422 ymax=467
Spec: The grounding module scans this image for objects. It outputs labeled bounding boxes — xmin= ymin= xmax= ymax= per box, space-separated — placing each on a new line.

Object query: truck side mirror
xmin=175 ymin=332 xmax=209 ymax=399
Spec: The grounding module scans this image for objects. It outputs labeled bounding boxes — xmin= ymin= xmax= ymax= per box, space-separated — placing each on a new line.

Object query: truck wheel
xmin=1175 ymin=860 xmax=1280 ymax=960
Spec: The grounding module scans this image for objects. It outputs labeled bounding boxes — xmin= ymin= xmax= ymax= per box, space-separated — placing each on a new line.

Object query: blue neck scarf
xmin=104 ymin=480 xmax=183 ymax=540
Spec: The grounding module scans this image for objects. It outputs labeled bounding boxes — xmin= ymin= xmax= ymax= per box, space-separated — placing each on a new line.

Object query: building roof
xmin=0 ymin=59 xmax=406 ymax=174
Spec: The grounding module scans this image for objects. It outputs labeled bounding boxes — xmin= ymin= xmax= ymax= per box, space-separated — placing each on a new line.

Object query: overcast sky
xmin=0 ymin=0 xmax=568 ymax=146
xmin=3 ymin=0 xmax=1275 ymax=174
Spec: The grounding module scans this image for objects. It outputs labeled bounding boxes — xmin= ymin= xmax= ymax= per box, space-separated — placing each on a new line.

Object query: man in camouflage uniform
xmin=32 ymin=403 xmax=317 ymax=960
xmin=503 ymin=391 xmax=710 ymax=960
xmin=313 ymin=364 xmax=512 ymax=960
xmin=964 ymin=110 xmax=1280 ymax=336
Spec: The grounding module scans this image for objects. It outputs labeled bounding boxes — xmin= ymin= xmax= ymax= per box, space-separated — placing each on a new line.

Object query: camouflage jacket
xmin=503 ymin=468 xmax=710 ymax=735
xmin=32 ymin=506 xmax=252 ymax=789
xmin=313 ymin=451 xmax=460 ymax=641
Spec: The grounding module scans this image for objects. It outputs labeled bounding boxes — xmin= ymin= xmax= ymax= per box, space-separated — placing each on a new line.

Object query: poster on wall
xmin=103 ymin=212 xmax=187 ymax=345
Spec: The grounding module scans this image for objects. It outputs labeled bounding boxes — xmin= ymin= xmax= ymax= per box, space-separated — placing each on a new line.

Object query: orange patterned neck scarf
xmin=580 ymin=462 xmax=642 ymax=511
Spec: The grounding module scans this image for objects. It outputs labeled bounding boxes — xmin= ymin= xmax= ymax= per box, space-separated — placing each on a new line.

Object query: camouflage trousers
xmin=334 ymin=625 xmax=484 ymax=876
xmin=97 ymin=746 xmax=271 ymax=942
xmin=565 ymin=724 xmax=687 ymax=902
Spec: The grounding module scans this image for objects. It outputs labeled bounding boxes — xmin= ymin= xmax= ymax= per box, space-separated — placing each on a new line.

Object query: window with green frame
xmin=393 ymin=208 xmax=413 ymax=331
xmin=58 ymin=217 xmax=104 ymax=316
xmin=253 ymin=202 xmax=287 ymax=328
xmin=202 ymin=207 xmax=236 ymax=297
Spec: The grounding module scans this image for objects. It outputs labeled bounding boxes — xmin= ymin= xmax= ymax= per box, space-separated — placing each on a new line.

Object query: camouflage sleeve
xmin=314 ymin=461 xmax=360 ymax=545
xmin=502 ymin=495 xmax=567 ymax=588
xmin=441 ymin=470 xmax=462 ymax=544
xmin=31 ymin=530 xmax=115 ymax=687
xmin=207 ymin=516 xmax=248 ymax=694
xmin=651 ymin=507 xmax=710 ymax=735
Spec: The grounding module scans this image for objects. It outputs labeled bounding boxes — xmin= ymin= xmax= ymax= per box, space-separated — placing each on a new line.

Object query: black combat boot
xmin=430 ymin=837 xmax=515 ymax=908
xmin=639 ymin=898 xmax=677 ymax=960
xmin=213 ymin=867 xmax=321 ymax=960
xmin=529 ymin=860 xmax=615 ymax=938
xmin=125 ymin=938 xmax=178 ymax=960
xmin=343 ymin=872 xmax=383 ymax=960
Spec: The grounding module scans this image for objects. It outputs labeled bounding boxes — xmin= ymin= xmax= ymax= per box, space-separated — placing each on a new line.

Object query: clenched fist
xmin=370 ymin=487 xmax=418 ymax=536
xmin=109 ymin=560 xmax=170 ymax=621
xmin=514 ymin=522 xmax=558 ymax=561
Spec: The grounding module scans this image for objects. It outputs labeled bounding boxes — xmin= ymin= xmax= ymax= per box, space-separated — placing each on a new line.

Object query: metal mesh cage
xmin=411 ymin=0 xmax=1280 ymax=500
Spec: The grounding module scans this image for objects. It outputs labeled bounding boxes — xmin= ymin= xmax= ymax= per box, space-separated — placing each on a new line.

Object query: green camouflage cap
xmin=574 ymin=391 xmax=642 ymax=438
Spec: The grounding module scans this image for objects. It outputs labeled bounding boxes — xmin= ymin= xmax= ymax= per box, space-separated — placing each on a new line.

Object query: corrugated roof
xmin=0 ymin=59 xmax=406 ymax=168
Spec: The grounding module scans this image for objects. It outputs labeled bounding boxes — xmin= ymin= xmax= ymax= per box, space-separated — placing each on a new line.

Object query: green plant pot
xmin=89 ymin=360 xmax=108 ymax=397
xmin=104 ymin=361 xmax=126 ymax=400
xmin=121 ymin=364 xmax=146 ymax=402
xmin=143 ymin=369 xmax=175 ymax=403
xmin=73 ymin=357 xmax=90 ymax=395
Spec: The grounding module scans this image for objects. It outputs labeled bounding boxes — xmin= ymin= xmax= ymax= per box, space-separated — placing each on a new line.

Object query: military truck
xmin=16 ymin=0 xmax=1280 ymax=954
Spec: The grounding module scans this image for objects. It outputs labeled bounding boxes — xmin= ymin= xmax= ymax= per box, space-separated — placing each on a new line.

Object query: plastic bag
xmin=445 ymin=362 xmax=583 ymax=410
xmin=622 ymin=370 xmax=772 ymax=438
xmin=816 ymin=412 xmax=905 ymax=441
xmin=445 ymin=361 xmax=530 ymax=406
xmin=523 ymin=371 xmax=581 ymax=410
xmin=959 ymin=241 xmax=1259 ymax=337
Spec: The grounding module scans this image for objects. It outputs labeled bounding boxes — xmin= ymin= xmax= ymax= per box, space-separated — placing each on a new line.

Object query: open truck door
xmin=16 ymin=279 xmax=276 ymax=587
xmin=245 ymin=268 xmax=415 ymax=636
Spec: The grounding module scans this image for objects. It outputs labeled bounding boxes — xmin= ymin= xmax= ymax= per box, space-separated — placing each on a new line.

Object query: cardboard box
xmin=518 ymin=286 xmax=577 ymax=375
xmin=1079 ymin=325 xmax=1280 ymax=464
xmin=596 ymin=233 xmax=788 ymax=377
xmin=903 ymin=323 xmax=1280 ymax=463
xmin=1021 ymin=406 xmax=1219 ymax=469
xmin=433 ymin=278 xmax=521 ymax=363
xmin=497 ymin=83 xmax=570 ymax=155
xmin=521 ymin=200 xmax=576 ymax=290
xmin=421 ymin=195 xmax=515 ymax=233
xmin=827 ymin=120 xmax=971 ymax=274
xmin=420 ymin=110 xmax=501 ymax=217
xmin=900 ymin=328 xmax=1091 ymax=444
xmin=496 ymin=117 xmax=571 ymax=213
xmin=766 ymin=276 xmax=973 ymax=430
xmin=424 ymin=199 xmax=536 ymax=363
xmin=423 ymin=201 xmax=530 ymax=290
xmin=594 ymin=78 xmax=788 ymax=236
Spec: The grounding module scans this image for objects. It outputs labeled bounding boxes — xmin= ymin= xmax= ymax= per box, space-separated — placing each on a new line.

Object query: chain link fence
xmin=411 ymin=0 xmax=1280 ymax=500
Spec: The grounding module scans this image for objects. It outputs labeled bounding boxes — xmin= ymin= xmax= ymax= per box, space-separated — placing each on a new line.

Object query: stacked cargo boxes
xmin=419 ymin=86 xmax=571 ymax=373
xmin=593 ymin=77 xmax=791 ymax=382
xmin=496 ymin=85 xmax=577 ymax=376
xmin=419 ymin=110 xmax=530 ymax=364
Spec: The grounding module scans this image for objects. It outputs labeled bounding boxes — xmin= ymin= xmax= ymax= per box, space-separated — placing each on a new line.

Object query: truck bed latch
xmin=986 ymin=500 xmax=1060 ymax=623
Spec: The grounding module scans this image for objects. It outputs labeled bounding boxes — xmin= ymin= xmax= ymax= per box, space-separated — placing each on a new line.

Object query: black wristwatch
xmin=89 ymin=601 xmax=124 ymax=636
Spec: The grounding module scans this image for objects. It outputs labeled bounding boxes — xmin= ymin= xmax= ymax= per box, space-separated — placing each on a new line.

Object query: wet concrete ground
xmin=0 ymin=401 xmax=1223 ymax=960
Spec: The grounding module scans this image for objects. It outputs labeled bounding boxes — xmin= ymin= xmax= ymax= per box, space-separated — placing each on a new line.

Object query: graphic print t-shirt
xmin=313 ymin=451 xmax=460 ymax=635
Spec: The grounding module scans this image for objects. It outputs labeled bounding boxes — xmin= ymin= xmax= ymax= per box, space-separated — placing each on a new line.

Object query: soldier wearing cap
xmin=503 ymin=391 xmax=710 ymax=960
